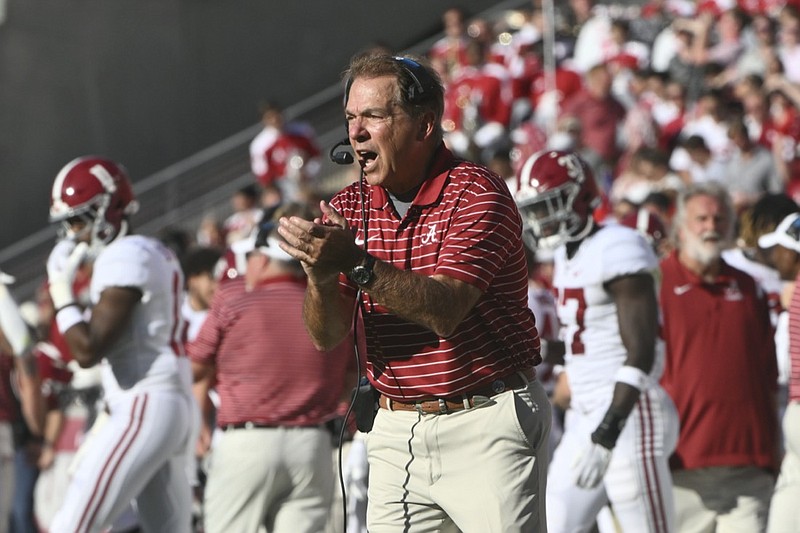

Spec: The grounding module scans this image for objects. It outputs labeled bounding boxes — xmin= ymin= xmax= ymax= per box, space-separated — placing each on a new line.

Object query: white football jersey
xmin=90 ymin=235 xmax=189 ymax=401
xmin=553 ymin=223 xmax=661 ymax=412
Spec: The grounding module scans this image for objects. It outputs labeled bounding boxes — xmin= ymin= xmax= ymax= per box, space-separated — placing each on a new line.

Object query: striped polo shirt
xmin=188 ymin=275 xmax=354 ymax=427
xmin=330 ymin=145 xmax=541 ymax=400
xmin=789 ymin=275 xmax=800 ymax=403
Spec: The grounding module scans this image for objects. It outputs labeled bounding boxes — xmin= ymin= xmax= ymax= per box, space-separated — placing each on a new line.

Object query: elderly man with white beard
xmin=658 ymin=182 xmax=780 ymax=533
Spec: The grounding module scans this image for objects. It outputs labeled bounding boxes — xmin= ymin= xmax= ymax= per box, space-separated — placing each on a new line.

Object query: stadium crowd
xmin=2 ymin=0 xmax=800 ymax=531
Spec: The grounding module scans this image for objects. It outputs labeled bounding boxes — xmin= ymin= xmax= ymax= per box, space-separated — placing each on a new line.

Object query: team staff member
xmin=46 ymin=156 xmax=197 ymax=533
xmin=660 ymin=183 xmax=779 ymax=533
xmin=758 ymin=212 xmax=800 ymax=533
xmin=189 ymin=204 xmax=355 ymax=533
xmin=278 ymin=53 xmax=549 ymax=532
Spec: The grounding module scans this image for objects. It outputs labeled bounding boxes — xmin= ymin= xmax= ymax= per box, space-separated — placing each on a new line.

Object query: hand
xmin=0 ymin=269 xmax=32 ymax=357
xmin=572 ymin=441 xmax=612 ymax=489
xmin=47 ymin=240 xmax=89 ymax=310
xmin=38 ymin=443 xmax=56 ymax=470
xmin=195 ymin=422 xmax=212 ymax=458
xmin=277 ymin=201 xmax=361 ymax=284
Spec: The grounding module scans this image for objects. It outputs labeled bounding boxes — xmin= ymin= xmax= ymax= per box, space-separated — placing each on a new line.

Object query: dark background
xmin=0 ymin=0 xmax=509 ymax=251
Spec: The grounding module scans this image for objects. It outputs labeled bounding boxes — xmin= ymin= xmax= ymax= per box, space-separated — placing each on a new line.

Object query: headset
xmin=330 ymin=56 xmax=439 ymax=167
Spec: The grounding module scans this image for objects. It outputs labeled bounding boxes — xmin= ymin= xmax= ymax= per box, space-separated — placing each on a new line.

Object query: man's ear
xmin=418 ymin=111 xmax=436 ymax=141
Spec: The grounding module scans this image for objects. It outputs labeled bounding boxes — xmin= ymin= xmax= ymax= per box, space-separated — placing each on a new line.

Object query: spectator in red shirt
xmin=427 ymin=7 xmax=469 ymax=84
xmin=560 ymin=63 xmax=627 ymax=182
xmin=660 ymin=182 xmax=779 ymax=533
xmin=441 ymin=37 xmax=513 ymax=163
xmin=248 ymin=103 xmax=321 ymax=201
xmin=278 ymin=53 xmax=549 ymax=531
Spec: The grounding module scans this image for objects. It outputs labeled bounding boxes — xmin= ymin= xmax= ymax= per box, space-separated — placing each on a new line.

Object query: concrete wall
xmin=0 ymin=0 xmax=506 ymax=250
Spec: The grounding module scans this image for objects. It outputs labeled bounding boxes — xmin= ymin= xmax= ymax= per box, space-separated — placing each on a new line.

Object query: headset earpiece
xmin=392 ymin=56 xmax=436 ymax=105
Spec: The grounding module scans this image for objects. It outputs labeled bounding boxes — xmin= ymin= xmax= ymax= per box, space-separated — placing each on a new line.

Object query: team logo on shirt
xmin=723 ymin=280 xmax=743 ymax=301
xmin=420 ymin=223 xmax=439 ymax=245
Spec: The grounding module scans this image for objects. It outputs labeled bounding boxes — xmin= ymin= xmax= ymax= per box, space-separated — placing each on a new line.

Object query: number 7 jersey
xmin=552 ymin=223 xmax=662 ymax=412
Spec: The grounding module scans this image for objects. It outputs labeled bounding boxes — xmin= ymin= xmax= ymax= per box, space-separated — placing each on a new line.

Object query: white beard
xmin=683 ymin=230 xmax=726 ymax=268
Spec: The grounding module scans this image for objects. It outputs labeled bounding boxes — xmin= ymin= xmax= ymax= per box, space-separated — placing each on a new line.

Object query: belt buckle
xmin=414 ymin=399 xmax=449 ymax=415
xmin=437 ymin=398 xmax=448 ymax=414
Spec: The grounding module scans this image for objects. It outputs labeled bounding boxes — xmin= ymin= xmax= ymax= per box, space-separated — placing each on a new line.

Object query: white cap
xmin=233 ymin=234 xmax=296 ymax=262
xmin=758 ymin=213 xmax=800 ymax=253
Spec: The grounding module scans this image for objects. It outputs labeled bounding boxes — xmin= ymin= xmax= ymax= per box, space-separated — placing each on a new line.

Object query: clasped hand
xmin=277 ymin=201 xmax=361 ymax=283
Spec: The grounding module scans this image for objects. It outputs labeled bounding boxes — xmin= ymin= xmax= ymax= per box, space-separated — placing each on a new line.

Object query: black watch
xmin=349 ymin=253 xmax=376 ymax=286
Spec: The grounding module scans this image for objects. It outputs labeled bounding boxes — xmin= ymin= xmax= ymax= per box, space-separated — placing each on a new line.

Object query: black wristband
xmin=591 ymin=406 xmax=629 ymax=450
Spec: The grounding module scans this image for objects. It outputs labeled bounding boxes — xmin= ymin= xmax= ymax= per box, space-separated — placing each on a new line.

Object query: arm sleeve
xmin=435 ymin=179 xmax=523 ymax=292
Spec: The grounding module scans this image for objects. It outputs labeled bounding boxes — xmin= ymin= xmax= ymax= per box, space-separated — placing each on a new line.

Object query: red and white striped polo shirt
xmin=788 ymin=274 xmax=800 ymax=403
xmin=188 ymin=275 xmax=354 ymax=427
xmin=330 ymin=145 xmax=541 ymax=400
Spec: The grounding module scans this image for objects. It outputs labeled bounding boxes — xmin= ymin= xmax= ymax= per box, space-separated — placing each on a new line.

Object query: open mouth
xmin=357 ymin=150 xmax=378 ymax=171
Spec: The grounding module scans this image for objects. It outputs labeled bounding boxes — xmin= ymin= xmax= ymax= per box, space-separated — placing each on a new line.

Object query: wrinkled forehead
xmin=345 ymin=76 xmax=401 ymax=113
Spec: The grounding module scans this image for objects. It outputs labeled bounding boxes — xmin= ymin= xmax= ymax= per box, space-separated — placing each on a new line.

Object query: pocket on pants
xmin=509 ymin=383 xmax=551 ymax=452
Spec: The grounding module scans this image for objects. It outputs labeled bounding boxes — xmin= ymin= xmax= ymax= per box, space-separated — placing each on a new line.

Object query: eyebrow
xmin=345 ymin=103 xmax=400 ymax=119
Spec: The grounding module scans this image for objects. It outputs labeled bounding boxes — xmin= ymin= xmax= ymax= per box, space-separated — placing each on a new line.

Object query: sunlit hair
xmin=671 ymin=182 xmax=735 ymax=245
xmin=737 ymin=193 xmax=799 ymax=248
xmin=343 ymin=53 xmax=445 ymax=142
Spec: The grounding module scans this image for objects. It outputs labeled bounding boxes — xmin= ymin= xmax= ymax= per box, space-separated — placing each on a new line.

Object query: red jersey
xmin=257 ymin=131 xmax=320 ymax=187
xmin=659 ymin=252 xmax=779 ymax=472
xmin=188 ymin=275 xmax=353 ymax=428
xmin=737 ymin=0 xmax=800 ymax=15
xmin=560 ymin=89 xmax=627 ymax=162
xmin=329 ymin=146 xmax=540 ymax=400
xmin=34 ymin=341 xmax=73 ymax=412
xmin=529 ymin=67 xmax=583 ymax=111
xmin=443 ymin=64 xmax=512 ymax=131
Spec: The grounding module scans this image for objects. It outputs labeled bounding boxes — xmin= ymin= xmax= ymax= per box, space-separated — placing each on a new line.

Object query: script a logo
xmin=420 ymin=223 xmax=439 ymax=245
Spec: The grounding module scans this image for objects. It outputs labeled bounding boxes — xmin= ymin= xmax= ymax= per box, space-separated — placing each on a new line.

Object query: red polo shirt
xmin=659 ymin=251 xmax=779 ymax=472
xmin=188 ymin=275 xmax=354 ymax=427
xmin=330 ymin=145 xmax=541 ymax=400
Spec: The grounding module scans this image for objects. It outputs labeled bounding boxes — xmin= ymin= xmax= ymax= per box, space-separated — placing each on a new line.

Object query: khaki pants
xmin=673 ymin=465 xmax=774 ymax=533
xmin=768 ymin=401 xmax=800 ymax=533
xmin=203 ymin=425 xmax=333 ymax=533
xmin=365 ymin=380 xmax=551 ymax=533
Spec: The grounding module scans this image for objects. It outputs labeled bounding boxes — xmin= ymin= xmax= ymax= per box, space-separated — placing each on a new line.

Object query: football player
xmin=46 ymin=156 xmax=198 ymax=533
xmin=516 ymin=150 xmax=679 ymax=533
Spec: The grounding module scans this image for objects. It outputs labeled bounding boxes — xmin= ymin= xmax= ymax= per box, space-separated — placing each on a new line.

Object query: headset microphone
xmin=329 ymin=138 xmax=354 ymax=165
